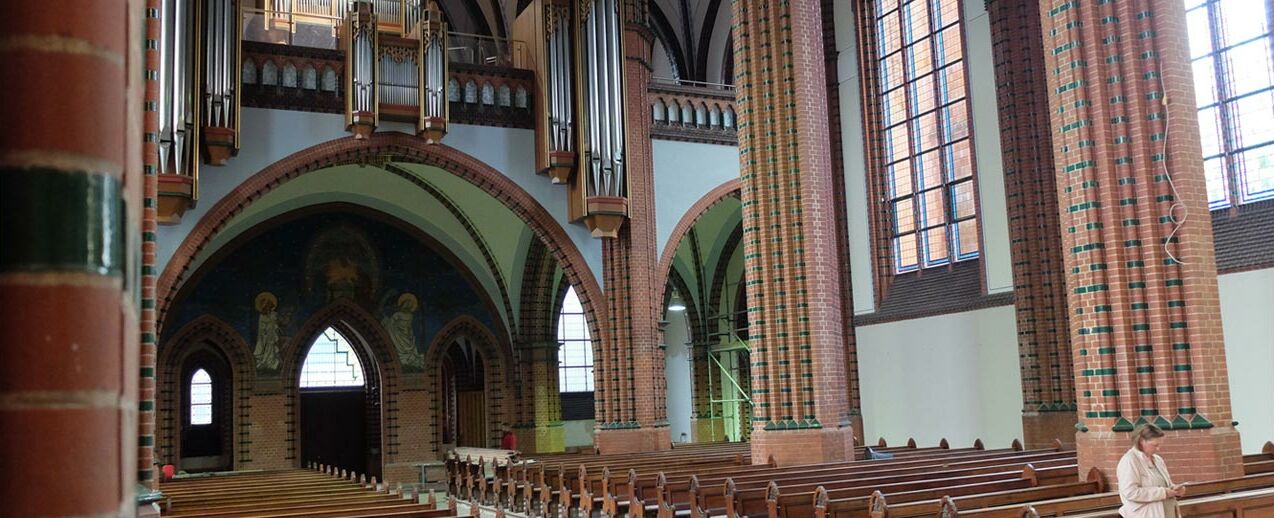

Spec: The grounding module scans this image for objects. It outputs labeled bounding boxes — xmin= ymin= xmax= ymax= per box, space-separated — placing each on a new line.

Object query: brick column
xmin=1038 ymin=0 xmax=1242 ymax=481
xmin=592 ymin=1 xmax=671 ymax=453
xmin=519 ymin=342 xmax=565 ymax=452
xmin=820 ymin=0 xmax=864 ymax=441
xmin=141 ymin=0 xmax=163 ymax=487
xmin=733 ymin=0 xmax=855 ymax=465
xmin=987 ymin=0 xmax=1077 ymax=449
xmin=512 ymin=242 xmax=566 ymax=452
xmin=1 ymin=1 xmax=143 ymax=515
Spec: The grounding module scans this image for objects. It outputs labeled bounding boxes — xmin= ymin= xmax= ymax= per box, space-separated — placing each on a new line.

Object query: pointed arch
xmin=423 ymin=315 xmax=511 ymax=450
xmin=655 ymin=178 xmax=742 ymax=307
xmin=156 ymin=132 xmax=605 ymax=365
xmin=157 ymin=315 xmax=255 ymax=471
xmin=284 ymin=299 xmax=403 ymax=474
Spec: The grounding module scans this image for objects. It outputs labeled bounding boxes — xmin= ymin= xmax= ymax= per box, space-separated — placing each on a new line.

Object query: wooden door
xmin=456 ymin=390 xmax=486 ymax=447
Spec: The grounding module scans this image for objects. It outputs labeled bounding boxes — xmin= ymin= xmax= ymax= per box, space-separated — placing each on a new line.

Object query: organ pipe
xmin=201 ymin=0 xmax=239 ymax=165
xmin=578 ymin=0 xmax=625 ymax=198
xmin=158 ymin=0 xmax=198 ymax=179
xmin=544 ymin=0 xmax=575 ymax=182
xmin=573 ymin=0 xmax=628 ymax=237
xmin=417 ymin=0 xmax=447 ymax=143
xmin=345 ymin=0 xmax=379 ymax=138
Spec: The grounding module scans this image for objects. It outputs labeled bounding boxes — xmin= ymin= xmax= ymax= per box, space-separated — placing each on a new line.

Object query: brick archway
xmin=284 ymin=299 xmax=403 ymax=477
xmin=157 ymin=315 xmax=256 ymax=471
xmin=156 ymin=132 xmax=604 ymax=346
xmin=654 ymin=178 xmax=742 ymax=309
xmin=423 ymin=315 xmax=511 ymax=452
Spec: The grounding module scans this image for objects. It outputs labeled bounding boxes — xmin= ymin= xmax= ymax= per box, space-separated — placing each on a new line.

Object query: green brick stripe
xmin=1 ymin=168 xmax=125 ymax=276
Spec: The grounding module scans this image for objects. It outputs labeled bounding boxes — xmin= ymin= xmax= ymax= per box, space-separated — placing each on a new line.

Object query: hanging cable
xmin=1158 ymin=73 xmax=1189 ymax=265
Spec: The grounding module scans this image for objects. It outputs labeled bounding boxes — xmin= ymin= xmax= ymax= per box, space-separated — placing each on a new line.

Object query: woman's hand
xmin=1169 ymin=484 xmax=1187 ymax=498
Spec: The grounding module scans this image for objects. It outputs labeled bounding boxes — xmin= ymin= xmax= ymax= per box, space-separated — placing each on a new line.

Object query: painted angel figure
xmin=253 ymin=292 xmax=283 ymax=372
xmin=382 ymin=292 xmax=424 ymax=370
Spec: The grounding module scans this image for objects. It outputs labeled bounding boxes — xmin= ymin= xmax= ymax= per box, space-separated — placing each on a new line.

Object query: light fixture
xmin=668 ymin=290 xmax=687 ymax=312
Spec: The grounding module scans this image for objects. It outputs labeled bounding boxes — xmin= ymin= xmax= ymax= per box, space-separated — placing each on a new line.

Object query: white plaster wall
xmin=155 ymin=108 xmax=602 ymax=289
xmin=563 ymin=420 xmax=595 ymax=448
xmin=653 ymin=140 xmax=740 ymax=260
xmin=664 ymin=310 xmax=694 ymax=444
xmin=856 ymin=305 xmax=1024 ymax=449
xmin=831 ymin=1 xmax=877 ymax=315
xmin=962 ymin=2 xmax=1013 ymax=294
xmin=1218 ymin=268 xmax=1274 ymax=454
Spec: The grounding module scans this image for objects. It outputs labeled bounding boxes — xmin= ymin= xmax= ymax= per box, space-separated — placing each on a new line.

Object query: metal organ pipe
xmin=585 ymin=4 xmax=602 ymax=196
xmin=158 ymin=0 xmax=199 ymax=177
xmin=604 ymin=0 xmax=624 ymax=197
xmin=548 ymin=7 xmax=573 ymax=154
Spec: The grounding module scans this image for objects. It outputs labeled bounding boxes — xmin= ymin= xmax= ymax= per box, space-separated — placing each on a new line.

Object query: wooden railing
xmin=649 ymin=78 xmax=737 ymax=145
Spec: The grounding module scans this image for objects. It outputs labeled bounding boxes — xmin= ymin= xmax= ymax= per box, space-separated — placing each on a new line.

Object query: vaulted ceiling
xmin=649 ymin=0 xmax=734 ymax=84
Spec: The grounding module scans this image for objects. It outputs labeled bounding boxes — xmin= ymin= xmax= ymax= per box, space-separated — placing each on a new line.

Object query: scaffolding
xmin=701 ymin=279 xmax=752 ymax=443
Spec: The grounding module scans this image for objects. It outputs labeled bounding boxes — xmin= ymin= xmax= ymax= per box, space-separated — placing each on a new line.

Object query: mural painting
xmin=163 ymin=210 xmax=495 ymax=376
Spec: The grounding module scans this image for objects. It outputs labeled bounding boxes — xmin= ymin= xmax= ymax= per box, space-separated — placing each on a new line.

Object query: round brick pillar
xmin=1 ymin=1 xmax=143 ymax=515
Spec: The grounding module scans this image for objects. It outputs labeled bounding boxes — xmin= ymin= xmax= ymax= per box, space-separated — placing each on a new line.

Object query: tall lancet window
xmin=864 ymin=0 xmax=979 ymax=272
xmin=557 ymin=286 xmax=594 ymax=392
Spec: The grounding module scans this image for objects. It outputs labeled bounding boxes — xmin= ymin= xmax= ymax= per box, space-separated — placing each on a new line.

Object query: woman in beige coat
xmin=1117 ymin=424 xmax=1186 ymax=518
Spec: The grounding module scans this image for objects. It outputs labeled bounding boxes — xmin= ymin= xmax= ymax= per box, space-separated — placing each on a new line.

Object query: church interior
xmin=6 ymin=0 xmax=1274 ymax=516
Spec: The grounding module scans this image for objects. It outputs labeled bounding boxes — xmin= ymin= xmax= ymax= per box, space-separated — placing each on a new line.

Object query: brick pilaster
xmin=1 ymin=1 xmax=143 ymax=514
xmin=986 ymin=0 xmax=1076 ymax=449
xmin=820 ymin=0 xmax=863 ymax=441
xmin=513 ymin=241 xmax=565 ymax=453
xmin=733 ymin=0 xmax=855 ymax=465
xmin=593 ymin=1 xmax=671 ymax=453
xmin=1038 ymin=0 xmax=1242 ymax=481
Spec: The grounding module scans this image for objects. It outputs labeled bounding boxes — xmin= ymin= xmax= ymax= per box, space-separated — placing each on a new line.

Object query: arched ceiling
xmin=668 ymin=195 xmax=742 ymax=315
xmin=439 ymin=0 xmax=516 ymax=38
xmin=649 ymin=0 xmax=734 ymax=84
xmin=183 ymin=162 xmax=553 ymax=341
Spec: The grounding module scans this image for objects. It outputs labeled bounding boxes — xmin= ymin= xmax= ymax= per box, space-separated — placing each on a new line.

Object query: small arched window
xmin=514 ymin=87 xmax=529 ymax=109
xmin=190 ymin=369 xmax=213 ymax=425
xmin=300 ymin=327 xmax=365 ymax=388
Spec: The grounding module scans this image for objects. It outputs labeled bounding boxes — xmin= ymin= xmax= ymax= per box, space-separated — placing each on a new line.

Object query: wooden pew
xmin=751 ymin=463 xmax=1077 ymax=518
xmin=687 ymin=450 xmax=1075 ymax=518
xmin=648 ymin=443 xmax=1048 ymax=518
xmin=490 ymin=441 xmax=751 ymax=514
xmin=815 ymin=469 xmax=1104 ymax=518
xmin=159 ymin=467 xmax=457 ymax=518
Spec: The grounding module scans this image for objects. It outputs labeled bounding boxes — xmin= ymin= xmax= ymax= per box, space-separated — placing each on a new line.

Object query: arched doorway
xmin=656 ymin=183 xmax=749 ymax=444
xmin=439 ymin=336 xmax=487 ymax=447
xmin=178 ymin=347 xmax=234 ymax=472
xmin=296 ymin=326 xmax=381 ymax=476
